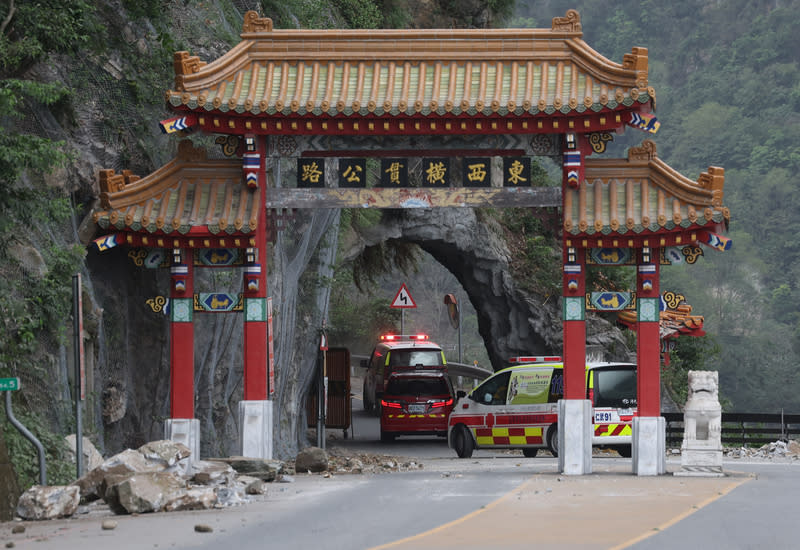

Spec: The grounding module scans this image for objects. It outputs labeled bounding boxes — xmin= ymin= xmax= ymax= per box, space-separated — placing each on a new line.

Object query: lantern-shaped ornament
xmin=245 ymin=263 xmax=261 ymax=293
xmin=171 ymin=263 xmax=188 ymax=293
xmin=243 ymin=135 xmax=259 ymax=189
xmin=243 ymin=153 xmax=260 ymax=189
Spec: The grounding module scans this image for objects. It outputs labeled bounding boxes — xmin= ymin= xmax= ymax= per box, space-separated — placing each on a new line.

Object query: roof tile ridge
xmin=98 ymin=142 xmax=224 ymax=211
xmin=172 ymin=40 xmax=255 ymax=94
xmin=565 ymin=39 xmax=648 ymax=90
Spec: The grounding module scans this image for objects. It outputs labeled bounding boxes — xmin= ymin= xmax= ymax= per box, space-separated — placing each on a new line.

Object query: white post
xmin=238 ymin=400 xmax=273 ymax=459
xmin=558 ymin=399 xmax=592 ymax=474
xmin=164 ymin=418 xmax=200 ymax=466
xmin=632 ymin=416 xmax=666 ymax=475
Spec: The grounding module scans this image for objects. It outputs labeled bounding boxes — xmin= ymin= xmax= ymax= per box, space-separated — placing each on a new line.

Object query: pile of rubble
xmin=16 ymin=440 xmax=285 ymax=520
xmin=15 ymin=441 xmax=400 ymax=521
xmin=323 ymin=446 xmax=424 ymax=475
xmin=723 ymin=439 xmax=800 ymax=460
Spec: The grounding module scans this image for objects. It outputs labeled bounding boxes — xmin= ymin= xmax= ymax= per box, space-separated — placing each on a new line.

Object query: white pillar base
xmin=633 ymin=416 xmax=666 ymax=476
xmin=238 ymin=400 xmax=273 ymax=459
xmin=558 ymin=399 xmax=592 ymax=475
xmin=164 ymin=418 xmax=200 ymax=465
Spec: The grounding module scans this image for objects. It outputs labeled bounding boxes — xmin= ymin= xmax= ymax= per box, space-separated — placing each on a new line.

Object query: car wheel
xmin=380 ymin=430 xmax=395 ymax=443
xmin=615 ymin=445 xmax=632 ymax=458
xmin=522 ymin=448 xmax=538 ymax=458
xmin=453 ymin=425 xmax=474 ymax=459
xmin=547 ymin=425 xmax=559 ymax=458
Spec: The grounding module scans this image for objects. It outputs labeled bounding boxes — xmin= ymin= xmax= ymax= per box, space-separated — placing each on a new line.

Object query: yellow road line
xmin=609 ymin=473 xmax=754 ymax=550
xmin=367 ymin=474 xmax=538 ymax=550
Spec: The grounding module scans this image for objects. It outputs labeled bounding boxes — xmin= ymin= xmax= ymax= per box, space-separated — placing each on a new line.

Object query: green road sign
xmin=0 ymin=377 xmax=20 ymax=391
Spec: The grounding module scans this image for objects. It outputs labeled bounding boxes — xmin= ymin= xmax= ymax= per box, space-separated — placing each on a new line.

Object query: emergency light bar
xmin=380 ymin=333 xmax=429 ymax=341
xmin=508 ymin=356 xmax=562 ymax=363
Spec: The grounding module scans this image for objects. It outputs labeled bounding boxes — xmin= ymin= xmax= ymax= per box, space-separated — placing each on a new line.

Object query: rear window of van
xmin=386 ymin=376 xmax=450 ymax=396
xmin=593 ymin=366 xmax=637 ymax=408
xmin=388 ymin=349 xmax=443 ymax=367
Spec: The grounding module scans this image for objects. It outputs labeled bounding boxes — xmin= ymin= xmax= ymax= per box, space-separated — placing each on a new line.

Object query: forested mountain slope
xmin=515 ymin=0 xmax=800 ymax=410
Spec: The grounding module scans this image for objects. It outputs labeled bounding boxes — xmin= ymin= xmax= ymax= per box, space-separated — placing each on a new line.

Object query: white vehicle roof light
xmin=508 ymin=356 xmax=562 ymax=364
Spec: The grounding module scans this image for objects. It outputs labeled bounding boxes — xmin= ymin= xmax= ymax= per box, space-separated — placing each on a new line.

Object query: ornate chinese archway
xmin=91 ymin=10 xmax=729 ymax=474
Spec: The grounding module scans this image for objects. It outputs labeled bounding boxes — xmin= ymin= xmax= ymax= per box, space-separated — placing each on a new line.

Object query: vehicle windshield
xmin=593 ymin=367 xmax=637 ymax=408
xmin=386 ymin=376 xmax=450 ymax=396
xmin=388 ymin=349 xmax=443 ymax=367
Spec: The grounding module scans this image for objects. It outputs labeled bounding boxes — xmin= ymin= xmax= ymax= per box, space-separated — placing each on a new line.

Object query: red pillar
xmin=562 ymin=132 xmax=587 ymax=399
xmin=243 ymin=135 xmax=269 ymax=401
xmin=562 ymin=245 xmax=586 ymax=398
xmin=636 ymin=247 xmax=661 ymax=417
xmin=170 ymin=251 xmax=194 ymax=419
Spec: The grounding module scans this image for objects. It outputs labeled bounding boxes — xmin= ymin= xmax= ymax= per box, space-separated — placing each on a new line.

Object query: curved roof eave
xmin=165 ymin=9 xmax=653 ymax=120
xmin=564 ymin=140 xmax=729 ymax=238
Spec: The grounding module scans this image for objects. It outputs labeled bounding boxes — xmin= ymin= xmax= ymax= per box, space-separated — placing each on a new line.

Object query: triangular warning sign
xmin=390 ymin=283 xmax=417 ymax=308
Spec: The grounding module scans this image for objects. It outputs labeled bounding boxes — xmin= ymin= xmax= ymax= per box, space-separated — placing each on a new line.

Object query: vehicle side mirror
xmin=457 ymin=390 xmax=466 ymax=399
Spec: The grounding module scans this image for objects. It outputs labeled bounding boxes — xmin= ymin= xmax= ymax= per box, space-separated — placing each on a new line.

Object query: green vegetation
xmin=662 ymin=335 xmax=723 ymax=406
xmin=0 ymin=0 xmax=99 ymax=487
xmin=328 ymin=269 xmax=400 ymax=353
xmin=259 ymin=0 xmax=511 ymax=29
xmin=513 ymin=0 xmax=800 ymax=410
xmin=1 ymin=408 xmax=74 ymax=488
xmin=499 ymin=208 xmax=561 ymax=297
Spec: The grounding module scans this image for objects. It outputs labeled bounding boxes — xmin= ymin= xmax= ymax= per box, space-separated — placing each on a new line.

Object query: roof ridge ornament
xmin=697 ymin=166 xmax=726 ymax=207
xmin=628 ymin=139 xmax=657 ymax=162
xmin=551 ymin=9 xmax=582 ymax=33
xmin=623 ymin=46 xmax=649 ymax=89
xmin=242 ymin=11 xmax=273 ymax=34
xmin=173 ymin=51 xmax=206 ymax=92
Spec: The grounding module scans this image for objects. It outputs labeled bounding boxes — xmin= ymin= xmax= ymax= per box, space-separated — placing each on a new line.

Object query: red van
xmin=379 ymin=366 xmax=455 ymax=442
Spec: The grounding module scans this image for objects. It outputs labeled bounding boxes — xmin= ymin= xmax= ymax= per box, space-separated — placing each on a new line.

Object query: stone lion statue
xmin=683 ymin=370 xmax=721 ymax=443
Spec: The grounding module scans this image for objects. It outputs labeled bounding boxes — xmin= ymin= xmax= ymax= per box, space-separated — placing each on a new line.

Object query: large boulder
xmin=214 ymin=457 xmax=284 ymax=481
xmin=72 ymin=448 xmax=164 ymax=499
xmin=295 ymin=447 xmax=328 ymax=473
xmin=163 ymin=487 xmax=217 ymax=512
xmin=73 ymin=440 xmax=191 ymax=500
xmin=106 ymin=472 xmax=186 ymax=514
xmin=65 ymin=434 xmax=105 ymax=472
xmin=137 ymin=440 xmax=191 ymax=469
xmin=190 ymin=460 xmax=237 ymax=486
xmin=16 ymin=485 xmax=80 ymax=520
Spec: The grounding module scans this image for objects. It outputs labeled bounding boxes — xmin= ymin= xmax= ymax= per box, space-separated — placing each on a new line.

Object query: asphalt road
xmin=2 ymin=388 xmax=799 ymax=549
xmin=629 ymin=462 xmax=800 ymax=550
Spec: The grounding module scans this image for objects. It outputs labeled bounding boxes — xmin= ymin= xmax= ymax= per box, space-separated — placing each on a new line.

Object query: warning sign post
xmin=390 ymin=284 xmax=416 ymax=334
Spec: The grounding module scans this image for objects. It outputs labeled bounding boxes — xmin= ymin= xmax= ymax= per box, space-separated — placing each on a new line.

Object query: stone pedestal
xmin=558 ymin=399 xmax=592 ymax=475
xmin=676 ymin=370 xmax=724 ymax=477
xmin=676 ymin=446 xmax=724 ymax=477
xmin=164 ymin=418 xmax=200 ymax=465
xmin=633 ymin=416 xmax=666 ymax=475
xmin=238 ymin=400 xmax=273 ymax=459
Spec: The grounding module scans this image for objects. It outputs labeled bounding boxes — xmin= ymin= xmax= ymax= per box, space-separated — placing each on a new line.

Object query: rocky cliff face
xmin=5 ymin=1 xmax=632 ymax=469
xmin=341 ymin=208 xmax=631 ymax=367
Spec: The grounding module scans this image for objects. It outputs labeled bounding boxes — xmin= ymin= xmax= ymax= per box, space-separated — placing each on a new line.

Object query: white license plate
xmin=408 ymin=404 xmax=426 ymax=414
xmin=594 ymin=410 xmax=619 ymax=423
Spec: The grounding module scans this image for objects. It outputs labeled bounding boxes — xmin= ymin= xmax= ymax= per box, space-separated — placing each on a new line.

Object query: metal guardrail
xmin=350 ymin=355 xmax=492 ymax=381
xmin=663 ymin=412 xmax=800 ymax=448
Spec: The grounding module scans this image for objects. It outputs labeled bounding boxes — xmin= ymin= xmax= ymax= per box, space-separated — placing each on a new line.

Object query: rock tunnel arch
xmin=343 ymin=206 xmax=629 ymax=370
